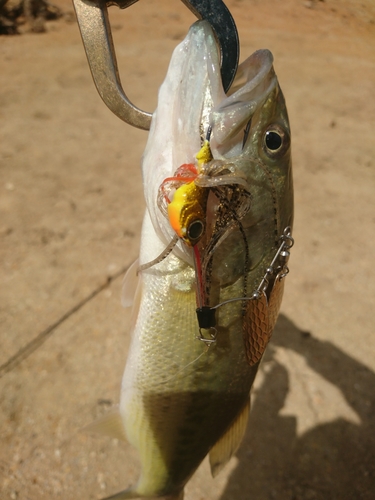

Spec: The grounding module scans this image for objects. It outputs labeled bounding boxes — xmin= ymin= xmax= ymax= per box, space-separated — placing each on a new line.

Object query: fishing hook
xmin=72 ymin=0 xmax=239 ymax=130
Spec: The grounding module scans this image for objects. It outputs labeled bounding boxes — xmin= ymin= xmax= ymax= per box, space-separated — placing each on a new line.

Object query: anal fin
xmin=102 ymin=489 xmax=183 ymax=500
xmin=101 ymin=488 xmax=140 ymax=499
xmin=209 ymin=398 xmax=250 ymax=477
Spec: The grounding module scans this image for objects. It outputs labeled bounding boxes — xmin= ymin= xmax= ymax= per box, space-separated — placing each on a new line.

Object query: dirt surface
xmin=1 ymin=0 xmax=375 ymax=499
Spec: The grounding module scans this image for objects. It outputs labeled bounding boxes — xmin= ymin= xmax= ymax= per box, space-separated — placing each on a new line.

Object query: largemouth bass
xmin=103 ymin=20 xmax=293 ymax=500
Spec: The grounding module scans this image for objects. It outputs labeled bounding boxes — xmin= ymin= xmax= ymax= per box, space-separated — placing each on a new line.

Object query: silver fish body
xmin=109 ymin=20 xmax=293 ymax=500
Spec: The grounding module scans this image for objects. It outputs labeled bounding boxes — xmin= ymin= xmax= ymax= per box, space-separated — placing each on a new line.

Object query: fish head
xmin=210 ymin=47 xmax=292 ymax=225
xmin=202 ymin=48 xmax=293 ymax=288
xmin=141 ymin=21 xmax=293 ymax=289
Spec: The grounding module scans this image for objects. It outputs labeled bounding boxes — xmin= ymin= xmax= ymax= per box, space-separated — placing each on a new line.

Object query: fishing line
xmin=161 ymin=349 xmax=208 ymax=384
xmin=213 ymin=185 xmax=250 ymax=298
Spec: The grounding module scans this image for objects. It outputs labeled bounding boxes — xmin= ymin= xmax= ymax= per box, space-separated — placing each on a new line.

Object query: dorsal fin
xmin=121 ymin=259 xmax=140 ymax=308
xmin=209 ymin=398 xmax=250 ymax=477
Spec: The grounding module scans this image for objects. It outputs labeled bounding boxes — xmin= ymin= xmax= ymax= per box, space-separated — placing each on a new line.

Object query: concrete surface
xmin=1 ymin=0 xmax=374 ymax=498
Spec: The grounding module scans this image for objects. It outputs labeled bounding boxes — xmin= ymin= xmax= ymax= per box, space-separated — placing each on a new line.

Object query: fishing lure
xmin=152 ymin=124 xmax=293 ymax=363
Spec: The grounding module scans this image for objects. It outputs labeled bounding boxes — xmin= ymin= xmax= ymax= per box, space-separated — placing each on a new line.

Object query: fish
xmin=100 ymin=19 xmax=293 ymax=500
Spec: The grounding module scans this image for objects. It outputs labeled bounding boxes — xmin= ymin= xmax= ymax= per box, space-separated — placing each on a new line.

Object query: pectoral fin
xmin=121 ymin=259 xmax=140 ymax=308
xmin=83 ymin=409 xmax=127 ymax=442
xmin=209 ymin=398 xmax=250 ymax=477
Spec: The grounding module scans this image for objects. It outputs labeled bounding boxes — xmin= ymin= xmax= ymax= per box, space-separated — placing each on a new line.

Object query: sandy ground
xmin=1 ymin=0 xmax=375 ymax=499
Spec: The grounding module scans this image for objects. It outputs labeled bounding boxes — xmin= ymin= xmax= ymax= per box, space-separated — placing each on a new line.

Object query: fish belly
xmin=119 ymin=214 xmax=258 ymax=497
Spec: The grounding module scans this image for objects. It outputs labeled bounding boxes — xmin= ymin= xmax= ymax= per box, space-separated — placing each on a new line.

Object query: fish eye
xmin=263 ymin=125 xmax=290 ymax=157
xmin=187 ymin=220 xmax=204 ymax=242
xmin=265 ymin=131 xmax=282 ymax=151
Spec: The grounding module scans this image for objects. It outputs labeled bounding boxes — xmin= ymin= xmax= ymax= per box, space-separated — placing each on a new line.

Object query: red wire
xmin=193 ymin=245 xmax=204 ymax=308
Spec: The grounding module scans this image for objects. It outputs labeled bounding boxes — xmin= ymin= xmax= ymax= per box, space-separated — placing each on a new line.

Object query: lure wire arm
xmin=252 ymin=226 xmax=294 ymax=299
xmin=72 ymin=0 xmax=239 ymax=130
xmin=194 ymin=227 xmax=294 ymax=341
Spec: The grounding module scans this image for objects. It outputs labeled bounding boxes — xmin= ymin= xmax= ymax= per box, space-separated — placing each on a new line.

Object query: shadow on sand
xmin=219 ymin=314 xmax=375 ymax=500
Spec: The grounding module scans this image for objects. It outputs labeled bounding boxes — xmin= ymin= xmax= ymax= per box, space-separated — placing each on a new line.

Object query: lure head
xmin=167 ymin=181 xmax=208 ymax=246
